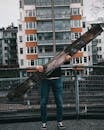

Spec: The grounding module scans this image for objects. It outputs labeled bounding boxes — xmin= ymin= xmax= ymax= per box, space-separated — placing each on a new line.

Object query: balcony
xmin=38 ymin=39 xmax=71 ymax=45
xmin=38 ymin=52 xmax=54 ymax=57
xmin=36 ymin=0 xmax=70 ymax=7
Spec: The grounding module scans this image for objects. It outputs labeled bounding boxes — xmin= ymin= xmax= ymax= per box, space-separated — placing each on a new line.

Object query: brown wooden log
xmin=7 ymin=24 xmax=103 ymax=100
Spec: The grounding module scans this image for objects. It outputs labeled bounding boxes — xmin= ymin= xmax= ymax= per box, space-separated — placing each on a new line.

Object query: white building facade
xmin=17 ymin=0 xmax=93 ymax=76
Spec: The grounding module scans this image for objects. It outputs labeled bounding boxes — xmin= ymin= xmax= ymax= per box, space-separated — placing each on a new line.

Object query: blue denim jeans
xmin=40 ymin=78 xmax=63 ymax=123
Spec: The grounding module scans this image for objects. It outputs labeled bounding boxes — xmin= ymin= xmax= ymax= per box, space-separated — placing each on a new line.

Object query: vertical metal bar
xmin=75 ymin=74 xmax=80 ymax=117
xmin=51 ymin=0 xmax=56 ymax=56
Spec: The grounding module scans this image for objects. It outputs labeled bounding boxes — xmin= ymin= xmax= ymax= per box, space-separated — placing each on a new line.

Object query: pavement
xmin=0 ymin=119 xmax=104 ymax=130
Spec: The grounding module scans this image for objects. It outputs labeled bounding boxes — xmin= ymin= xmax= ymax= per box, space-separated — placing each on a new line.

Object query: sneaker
xmin=41 ymin=123 xmax=47 ymax=130
xmin=57 ymin=122 xmax=65 ymax=130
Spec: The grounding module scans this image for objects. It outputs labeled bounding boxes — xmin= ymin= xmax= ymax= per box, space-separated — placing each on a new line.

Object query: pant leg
xmin=40 ymin=79 xmax=50 ymax=123
xmin=51 ymin=78 xmax=63 ymax=122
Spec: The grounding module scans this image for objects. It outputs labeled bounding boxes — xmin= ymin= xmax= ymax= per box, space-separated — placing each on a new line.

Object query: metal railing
xmin=0 ymin=66 xmax=104 ymax=121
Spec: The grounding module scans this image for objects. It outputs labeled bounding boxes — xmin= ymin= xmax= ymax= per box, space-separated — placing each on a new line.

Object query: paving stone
xmin=0 ymin=119 xmax=104 ymax=130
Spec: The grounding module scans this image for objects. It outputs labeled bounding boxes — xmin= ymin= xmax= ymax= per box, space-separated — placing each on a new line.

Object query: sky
xmin=0 ymin=0 xmax=19 ymax=28
xmin=0 ymin=0 xmax=104 ymax=28
xmin=83 ymin=0 xmax=104 ymax=21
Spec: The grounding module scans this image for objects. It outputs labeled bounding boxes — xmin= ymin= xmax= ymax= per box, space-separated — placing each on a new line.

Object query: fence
xmin=0 ymin=66 xmax=104 ymax=121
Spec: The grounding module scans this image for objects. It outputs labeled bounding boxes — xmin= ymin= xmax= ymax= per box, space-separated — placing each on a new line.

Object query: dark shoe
xmin=41 ymin=123 xmax=47 ymax=130
xmin=57 ymin=122 xmax=65 ymax=130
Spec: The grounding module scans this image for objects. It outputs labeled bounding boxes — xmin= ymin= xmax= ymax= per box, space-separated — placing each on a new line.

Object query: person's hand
xmin=36 ymin=65 xmax=44 ymax=72
xmin=65 ymin=55 xmax=71 ymax=61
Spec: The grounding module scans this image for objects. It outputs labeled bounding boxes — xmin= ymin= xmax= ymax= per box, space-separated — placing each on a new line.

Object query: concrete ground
xmin=0 ymin=119 xmax=104 ymax=130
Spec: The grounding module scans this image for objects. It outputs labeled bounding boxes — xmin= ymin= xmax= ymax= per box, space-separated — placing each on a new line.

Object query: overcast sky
xmin=83 ymin=0 xmax=104 ymax=21
xmin=0 ymin=0 xmax=19 ymax=28
xmin=0 ymin=0 xmax=104 ymax=28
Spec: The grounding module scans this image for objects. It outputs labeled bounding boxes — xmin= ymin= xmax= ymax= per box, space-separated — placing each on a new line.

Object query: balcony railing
xmin=38 ymin=39 xmax=71 ymax=45
xmin=36 ymin=1 xmax=70 ymax=7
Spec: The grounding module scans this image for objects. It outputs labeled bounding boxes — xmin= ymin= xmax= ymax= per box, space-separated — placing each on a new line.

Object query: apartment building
xmin=87 ymin=20 xmax=104 ymax=65
xmin=18 ymin=0 xmax=85 ymax=76
xmin=0 ymin=24 xmax=18 ymax=66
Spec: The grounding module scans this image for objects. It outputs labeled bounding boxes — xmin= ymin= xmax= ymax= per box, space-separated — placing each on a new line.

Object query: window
xmin=12 ymin=33 xmax=16 ymax=38
xmin=84 ymin=46 xmax=86 ymax=51
xmin=55 ymin=32 xmax=70 ymax=41
xmin=45 ymin=46 xmax=53 ymax=52
xmin=75 ymin=33 xmax=81 ymax=39
xmin=20 ymin=12 xmax=22 ymax=19
xmin=0 ymin=42 xmax=2 ymax=48
xmin=71 ymin=33 xmax=81 ymax=40
xmin=5 ymin=60 xmax=8 ymax=64
xmin=71 ymin=8 xmax=80 ymax=15
xmin=72 ymin=0 xmax=81 ymax=3
xmin=4 ymin=32 xmax=7 ymax=36
xmin=4 ymin=47 xmax=8 ymax=50
xmin=99 ymin=55 xmax=102 ymax=59
xmin=54 ymin=6 xmax=70 ymax=18
xmin=31 ymin=60 xmax=34 ymax=66
xmin=84 ymin=57 xmax=87 ymax=63
xmin=27 ymin=47 xmax=37 ymax=53
xmin=82 ymin=22 xmax=86 ymax=28
xmin=97 ymin=46 xmax=102 ymax=51
xmin=26 ymin=22 xmax=36 ymax=29
xmin=25 ymin=9 xmax=36 ymax=17
xmin=71 ymin=20 xmax=81 ymax=27
xmin=98 ymin=39 xmax=101 ymax=43
xmin=37 ymin=32 xmax=53 ymax=40
xmin=19 ymin=0 xmax=22 ymax=8
xmin=76 ymin=57 xmax=79 ymax=63
xmin=19 ymin=24 xmax=22 ymax=31
xmin=25 ymin=10 xmax=32 ymax=17
xmin=73 ymin=58 xmax=75 ymax=64
xmin=88 ymin=56 xmax=91 ymax=61
xmin=80 ymin=57 xmax=82 ymax=63
xmin=97 ymin=55 xmax=102 ymax=59
xmin=30 ymin=47 xmax=34 ymax=53
xmin=38 ymin=47 xmax=42 ymax=53
xmin=75 ymin=33 xmax=79 ymax=39
xmin=88 ymin=46 xmax=90 ymax=51
xmin=26 ymin=34 xmax=37 ymax=42
xmin=20 ymin=59 xmax=24 ymax=66
xmin=36 ymin=8 xmax=52 ymax=18
xmin=19 ymin=36 xmax=23 ymax=42
xmin=37 ymin=21 xmax=52 ymax=31
xmin=5 ymin=39 xmax=8 ymax=43
xmin=99 ymin=47 xmax=102 ymax=51
xmin=55 ymin=20 xmax=70 ymax=30
xmin=5 ymin=53 xmax=8 ymax=57
xmin=38 ymin=58 xmax=44 ymax=65
xmin=56 ymin=46 xmax=63 ymax=52
xmin=20 ymin=48 xmax=23 ymax=54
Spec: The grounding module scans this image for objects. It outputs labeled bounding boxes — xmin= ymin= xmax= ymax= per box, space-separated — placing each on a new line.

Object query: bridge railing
xmin=0 ymin=66 xmax=104 ymax=120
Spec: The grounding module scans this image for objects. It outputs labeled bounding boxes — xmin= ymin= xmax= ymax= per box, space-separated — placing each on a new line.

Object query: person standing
xmin=36 ymin=55 xmax=71 ymax=130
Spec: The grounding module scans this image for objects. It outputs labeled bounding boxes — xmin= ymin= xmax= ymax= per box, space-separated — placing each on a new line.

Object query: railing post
xmin=75 ymin=74 xmax=80 ymax=118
